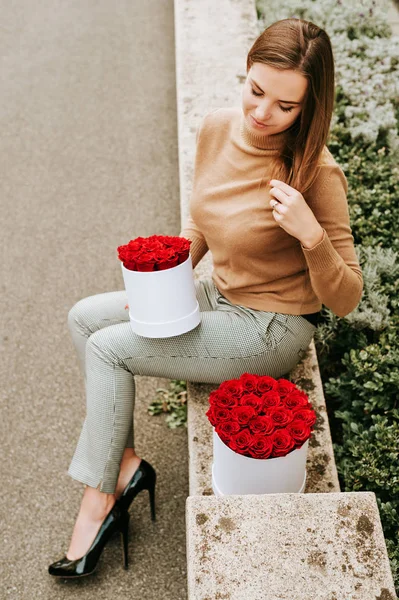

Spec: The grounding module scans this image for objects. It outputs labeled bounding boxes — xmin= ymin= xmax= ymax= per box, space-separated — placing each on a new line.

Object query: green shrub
xmin=328 ymin=129 xmax=399 ymax=250
xmin=333 ymin=415 xmax=399 ymax=584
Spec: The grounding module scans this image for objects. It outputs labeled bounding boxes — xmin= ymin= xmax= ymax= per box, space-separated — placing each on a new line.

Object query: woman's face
xmin=242 ymin=62 xmax=308 ymax=135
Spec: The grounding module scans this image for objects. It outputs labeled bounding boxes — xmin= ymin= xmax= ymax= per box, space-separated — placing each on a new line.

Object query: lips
xmin=250 ymin=115 xmax=269 ymax=128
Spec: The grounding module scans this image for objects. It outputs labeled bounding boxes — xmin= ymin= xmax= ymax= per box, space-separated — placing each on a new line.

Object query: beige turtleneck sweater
xmin=180 ymin=106 xmax=363 ymax=318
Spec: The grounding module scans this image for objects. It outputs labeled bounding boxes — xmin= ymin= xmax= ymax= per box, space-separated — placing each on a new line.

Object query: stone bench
xmin=186 ymin=492 xmax=397 ymax=600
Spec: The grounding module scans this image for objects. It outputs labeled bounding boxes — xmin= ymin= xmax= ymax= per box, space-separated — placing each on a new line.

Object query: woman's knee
xmin=85 ymin=327 xmax=123 ymax=367
xmin=67 ymin=296 xmax=94 ymax=337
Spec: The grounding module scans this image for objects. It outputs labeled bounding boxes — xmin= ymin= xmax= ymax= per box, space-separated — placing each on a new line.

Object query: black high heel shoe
xmin=117 ymin=458 xmax=157 ymax=521
xmin=48 ymin=501 xmax=130 ymax=578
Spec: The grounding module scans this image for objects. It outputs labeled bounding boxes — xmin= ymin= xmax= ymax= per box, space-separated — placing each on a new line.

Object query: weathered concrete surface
xmin=386 ymin=0 xmax=399 ymax=35
xmin=0 ymin=1 xmax=188 ymax=599
xmin=290 ymin=341 xmax=340 ymax=493
xmin=186 ymin=492 xmax=397 ymax=600
xmin=175 ymin=0 xmax=257 ymax=233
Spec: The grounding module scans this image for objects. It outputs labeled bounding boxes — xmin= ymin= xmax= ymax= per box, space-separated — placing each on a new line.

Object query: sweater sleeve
xmin=180 ymin=214 xmax=209 ymax=269
xmin=301 ymin=164 xmax=363 ymax=317
xmin=179 ymin=109 xmax=214 ymax=269
xmin=179 ymin=116 xmax=209 ymax=269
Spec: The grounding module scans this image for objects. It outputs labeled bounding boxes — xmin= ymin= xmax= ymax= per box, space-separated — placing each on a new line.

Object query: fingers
xmin=269 ymin=179 xmax=296 ymax=196
xmin=269 ymin=186 xmax=287 ymax=204
xmin=270 ymin=198 xmax=286 ymax=214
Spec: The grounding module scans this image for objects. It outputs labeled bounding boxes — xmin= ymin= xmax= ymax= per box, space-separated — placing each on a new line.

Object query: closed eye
xmin=250 ymin=88 xmax=294 ymax=112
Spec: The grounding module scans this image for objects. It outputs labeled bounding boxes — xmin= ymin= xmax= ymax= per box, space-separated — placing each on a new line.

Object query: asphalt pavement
xmin=0 ymin=2 xmax=188 ymax=598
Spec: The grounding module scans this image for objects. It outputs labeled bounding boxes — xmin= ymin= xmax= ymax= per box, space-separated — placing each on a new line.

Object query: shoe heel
xmin=119 ymin=511 xmax=130 ymax=569
xmin=148 ymin=478 xmax=156 ymax=522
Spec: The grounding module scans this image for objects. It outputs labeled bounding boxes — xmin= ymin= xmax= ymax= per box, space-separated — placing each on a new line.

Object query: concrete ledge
xmin=187 ymin=339 xmax=340 ymax=497
xmin=175 ymin=0 xmax=257 ymax=231
xmin=290 ymin=341 xmax=340 ymax=494
xmin=186 ymin=492 xmax=396 ymax=600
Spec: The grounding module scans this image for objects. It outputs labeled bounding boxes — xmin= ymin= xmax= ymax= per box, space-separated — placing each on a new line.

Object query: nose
xmin=255 ymin=100 xmax=272 ymax=122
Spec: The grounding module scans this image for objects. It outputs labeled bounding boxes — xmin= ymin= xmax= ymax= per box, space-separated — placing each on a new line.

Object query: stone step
xmin=186 ymin=491 xmax=396 ymax=600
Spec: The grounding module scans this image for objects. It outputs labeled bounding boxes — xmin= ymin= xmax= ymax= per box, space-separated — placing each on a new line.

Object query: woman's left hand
xmin=268 ymin=179 xmax=324 ymax=248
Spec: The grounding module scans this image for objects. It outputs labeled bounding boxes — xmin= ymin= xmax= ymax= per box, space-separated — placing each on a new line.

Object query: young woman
xmin=48 ymin=17 xmax=363 ymax=578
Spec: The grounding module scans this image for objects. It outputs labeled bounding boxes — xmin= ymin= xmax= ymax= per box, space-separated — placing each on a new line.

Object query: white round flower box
xmin=211 ymin=428 xmax=308 ymax=496
xmin=121 ymin=254 xmax=201 ymax=338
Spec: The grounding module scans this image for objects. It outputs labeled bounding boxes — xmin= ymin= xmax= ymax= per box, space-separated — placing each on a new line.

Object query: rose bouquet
xmin=117 ymin=234 xmax=200 ymax=338
xmin=207 ymin=373 xmax=317 ymax=496
xmin=117 ymin=235 xmax=191 ymax=272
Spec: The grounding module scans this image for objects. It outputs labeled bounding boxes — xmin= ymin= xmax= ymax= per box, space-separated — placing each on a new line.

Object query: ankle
xmin=121 ymin=448 xmax=140 ymax=462
xmin=81 ymin=486 xmax=116 ymax=519
xmin=115 ymin=455 xmax=142 ymax=498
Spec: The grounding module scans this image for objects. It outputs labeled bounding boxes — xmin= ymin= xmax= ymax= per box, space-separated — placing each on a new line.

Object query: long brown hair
xmin=247 ymin=18 xmax=335 ymax=194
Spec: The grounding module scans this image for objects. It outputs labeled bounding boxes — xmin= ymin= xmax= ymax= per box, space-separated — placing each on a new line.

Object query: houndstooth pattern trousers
xmin=67 ymin=278 xmax=316 ymax=493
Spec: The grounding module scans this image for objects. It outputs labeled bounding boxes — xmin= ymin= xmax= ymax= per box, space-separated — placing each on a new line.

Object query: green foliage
xmin=315 ymin=245 xmax=399 ymax=368
xmin=329 ymin=129 xmax=399 ymax=250
xmin=148 ymin=380 xmax=187 ymax=428
xmin=325 ymin=339 xmax=399 ymax=418
xmin=313 ymin=196 xmax=399 ymax=589
xmin=333 ymin=414 xmax=399 ymax=584
xmin=313 ymin=153 xmax=399 ymax=588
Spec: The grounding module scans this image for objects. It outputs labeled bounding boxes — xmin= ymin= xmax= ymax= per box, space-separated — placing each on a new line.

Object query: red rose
xmin=284 ymin=390 xmax=309 ymax=410
xmin=247 ymin=415 xmax=275 ymax=435
xmin=231 ymin=405 xmax=256 ymax=426
xmin=267 ymin=406 xmax=294 ymax=428
xmin=228 ymin=429 xmax=252 ymax=454
xmin=134 ymin=252 xmax=157 ymax=272
xmin=124 ymin=259 xmax=137 ymax=270
xmin=206 ymin=405 xmax=232 ymax=426
xmin=256 ymin=375 xmax=279 ymax=394
xmin=205 ymin=406 xmax=217 ymax=427
xmin=286 ymin=419 xmax=311 ymax=445
xmin=292 ymin=408 xmax=317 ymax=428
xmin=271 ymin=429 xmax=296 ymax=457
xmin=261 ymin=391 xmax=282 ymax=410
xmin=169 ymin=236 xmax=191 ymax=263
xmin=240 ymin=393 xmax=264 ymax=412
xmin=239 ymin=373 xmax=259 ymax=393
xmin=276 ymin=378 xmax=297 ymax=399
xmin=170 ymin=237 xmax=190 ymax=252
xmin=178 ymin=249 xmax=190 ymax=263
xmin=218 ymin=379 xmax=244 ymax=398
xmin=122 ymin=249 xmax=135 ymax=263
xmin=158 ymin=235 xmax=177 ymax=247
xmin=292 ymin=401 xmax=313 ymax=414
xmin=128 ymin=238 xmax=145 ymax=250
xmin=212 ymin=406 xmax=232 ymax=423
xmin=248 ymin=434 xmax=274 ymax=459
xmin=215 ymin=420 xmax=241 ymax=442
xmin=154 ymin=247 xmax=177 ymax=270
xmin=141 ymin=238 xmax=164 ymax=253
xmin=209 ymin=389 xmax=239 ymax=409
xmin=117 ymin=235 xmax=192 ymax=271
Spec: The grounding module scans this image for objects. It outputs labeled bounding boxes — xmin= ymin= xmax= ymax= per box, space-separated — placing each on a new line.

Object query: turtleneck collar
xmin=239 ymin=110 xmax=292 ymax=152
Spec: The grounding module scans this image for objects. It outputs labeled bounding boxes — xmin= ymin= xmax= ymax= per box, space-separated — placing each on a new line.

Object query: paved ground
xmin=0 ymin=2 xmax=188 ymax=598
